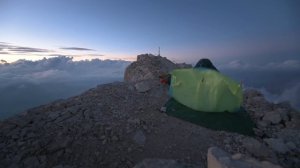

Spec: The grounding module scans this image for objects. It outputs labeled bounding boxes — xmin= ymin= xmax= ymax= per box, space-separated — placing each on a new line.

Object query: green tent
xmin=169 ymin=68 xmax=242 ymax=112
xmin=167 ymin=68 xmax=255 ymax=135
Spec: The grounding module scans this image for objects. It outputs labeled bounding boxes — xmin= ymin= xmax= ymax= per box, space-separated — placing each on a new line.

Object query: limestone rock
xmin=207 ymin=147 xmax=282 ymax=168
xmin=243 ymin=89 xmax=274 ymax=116
xmin=134 ymin=80 xmax=152 ymax=93
xmin=276 ymin=108 xmax=290 ymax=122
xmin=133 ymin=130 xmax=146 ymax=146
xmin=124 ymin=54 xmax=191 ymax=82
xmin=276 ymin=129 xmax=300 ymax=147
xmin=207 ymin=147 xmax=231 ymax=168
xmin=264 ymin=138 xmax=290 ymax=154
xmin=23 ymin=156 xmax=40 ymax=168
xmin=242 ymin=138 xmax=274 ymax=159
xmin=243 ymin=89 xmax=264 ymax=98
xmin=263 ymin=112 xmax=282 ymax=124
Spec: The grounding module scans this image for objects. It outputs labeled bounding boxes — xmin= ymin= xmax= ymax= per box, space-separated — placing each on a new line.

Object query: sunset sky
xmin=0 ymin=0 xmax=300 ymax=64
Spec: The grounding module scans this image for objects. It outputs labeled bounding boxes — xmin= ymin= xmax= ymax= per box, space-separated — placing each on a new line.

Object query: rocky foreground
xmin=0 ymin=54 xmax=299 ymax=168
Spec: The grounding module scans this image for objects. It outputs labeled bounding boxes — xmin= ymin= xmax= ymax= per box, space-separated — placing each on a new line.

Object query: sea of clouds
xmin=0 ymin=56 xmax=130 ymax=119
xmin=220 ymin=59 xmax=300 ymax=110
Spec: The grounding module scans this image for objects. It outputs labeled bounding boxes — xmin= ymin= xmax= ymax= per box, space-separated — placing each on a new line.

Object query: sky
xmin=0 ymin=0 xmax=299 ymax=64
xmin=0 ymin=0 xmax=299 ymax=118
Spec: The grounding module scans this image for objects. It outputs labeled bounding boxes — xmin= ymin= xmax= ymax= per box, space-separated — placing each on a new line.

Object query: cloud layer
xmin=0 ymin=56 xmax=131 ymax=119
xmin=220 ymin=59 xmax=300 ymax=110
xmin=220 ymin=59 xmax=300 ymax=71
xmin=0 ymin=56 xmax=130 ymax=85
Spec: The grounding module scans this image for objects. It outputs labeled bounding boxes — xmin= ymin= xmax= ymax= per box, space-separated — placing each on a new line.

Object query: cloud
xmin=0 ymin=56 xmax=131 ymax=86
xmin=0 ymin=42 xmax=104 ymax=61
xmin=0 ymin=42 xmax=10 ymax=45
xmin=220 ymin=59 xmax=300 ymax=71
xmin=48 ymin=53 xmax=104 ymax=57
xmin=259 ymin=82 xmax=300 ymax=110
xmin=0 ymin=43 xmax=50 ymax=54
xmin=0 ymin=52 xmax=9 ymax=54
xmin=220 ymin=59 xmax=300 ymax=110
xmin=264 ymin=60 xmax=300 ymax=70
xmin=60 ymin=47 xmax=95 ymax=51
xmin=9 ymin=47 xmax=50 ymax=53
xmin=0 ymin=56 xmax=131 ymax=119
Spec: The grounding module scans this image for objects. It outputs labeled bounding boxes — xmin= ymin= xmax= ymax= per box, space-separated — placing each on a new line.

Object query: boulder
xmin=243 ymin=89 xmax=273 ymax=115
xmin=263 ymin=112 xmax=282 ymax=124
xmin=264 ymin=138 xmax=290 ymax=154
xmin=207 ymin=147 xmax=282 ymax=168
xmin=242 ymin=138 xmax=274 ymax=159
xmin=276 ymin=129 xmax=300 ymax=147
xmin=243 ymin=89 xmax=264 ymax=99
xmin=207 ymin=147 xmax=231 ymax=168
xmin=133 ymin=130 xmax=146 ymax=146
xmin=134 ymin=80 xmax=153 ymax=93
xmin=276 ymin=108 xmax=290 ymax=122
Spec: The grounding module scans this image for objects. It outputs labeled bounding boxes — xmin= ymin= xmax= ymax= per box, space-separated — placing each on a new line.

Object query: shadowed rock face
xmin=0 ymin=54 xmax=299 ymax=168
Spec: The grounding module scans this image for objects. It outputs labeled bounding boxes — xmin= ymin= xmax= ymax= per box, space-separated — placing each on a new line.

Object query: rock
xmin=263 ymin=112 xmax=282 ymax=124
xmin=231 ymin=153 xmax=242 ymax=160
xmin=134 ymin=81 xmax=152 ymax=92
xmin=264 ymin=138 xmax=289 ymax=154
xmin=38 ymin=155 xmax=47 ymax=166
xmin=47 ymin=137 xmax=71 ymax=153
xmin=48 ymin=111 xmax=60 ymax=120
xmin=276 ymin=129 xmax=300 ymax=147
xmin=242 ymin=138 xmax=274 ymax=159
xmin=124 ymin=54 xmax=190 ymax=82
xmin=256 ymin=120 xmax=270 ymax=128
xmin=133 ymin=158 xmax=198 ymax=168
xmin=245 ymin=94 xmax=273 ymax=114
xmin=160 ymin=107 xmax=166 ymax=113
xmin=286 ymin=141 xmax=296 ymax=151
xmin=207 ymin=147 xmax=282 ymax=168
xmin=253 ymin=128 xmax=265 ymax=138
xmin=127 ymin=118 xmax=141 ymax=125
xmin=8 ymin=163 xmax=19 ymax=168
xmin=112 ymin=135 xmax=119 ymax=141
xmin=260 ymin=161 xmax=282 ymax=168
xmin=243 ymin=89 xmax=263 ymax=98
xmin=276 ymin=108 xmax=289 ymax=122
xmin=133 ymin=130 xmax=146 ymax=146
xmin=23 ymin=156 xmax=40 ymax=168
xmin=207 ymin=147 xmax=231 ymax=168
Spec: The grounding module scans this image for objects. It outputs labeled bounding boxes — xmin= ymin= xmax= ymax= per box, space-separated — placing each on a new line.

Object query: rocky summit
xmin=0 ymin=54 xmax=299 ymax=168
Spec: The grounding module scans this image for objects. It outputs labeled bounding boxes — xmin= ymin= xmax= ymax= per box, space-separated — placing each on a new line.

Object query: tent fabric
xmin=169 ymin=68 xmax=242 ymax=112
xmin=165 ymin=98 xmax=255 ymax=136
xmin=194 ymin=58 xmax=219 ymax=72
